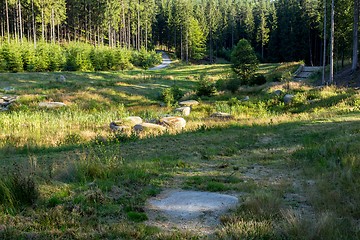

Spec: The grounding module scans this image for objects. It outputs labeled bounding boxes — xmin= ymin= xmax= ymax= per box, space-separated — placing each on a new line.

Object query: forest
xmin=0 ymin=0 xmax=356 ymax=67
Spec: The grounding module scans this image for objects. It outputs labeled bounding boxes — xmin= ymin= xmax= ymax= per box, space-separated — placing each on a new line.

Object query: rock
xmin=59 ymin=75 xmax=66 ymax=83
xmin=110 ymin=116 xmax=142 ymax=131
xmin=174 ymin=106 xmax=191 ymax=116
xmin=178 ymin=100 xmax=199 ymax=107
xmin=109 ymin=123 xmax=130 ymax=131
xmin=284 ymin=94 xmax=295 ymax=104
xmin=38 ymin=102 xmax=67 ymax=108
xmin=240 ymin=96 xmax=249 ymax=101
xmin=273 ymin=90 xmax=283 ymax=96
xmin=133 ymin=123 xmax=166 ymax=132
xmin=308 ymin=100 xmax=314 ymax=104
xmin=159 ymin=117 xmax=186 ymax=129
xmin=314 ymin=86 xmax=323 ymax=90
xmin=2 ymin=96 xmax=18 ymax=102
xmin=4 ymin=87 xmax=15 ymax=91
xmin=159 ymin=103 xmax=167 ymax=107
xmin=211 ymin=112 xmax=233 ymax=119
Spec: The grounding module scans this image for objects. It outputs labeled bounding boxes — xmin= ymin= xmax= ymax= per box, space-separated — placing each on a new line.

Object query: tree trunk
xmin=145 ymin=10 xmax=148 ymax=51
xmin=52 ymin=8 xmax=55 ymax=44
xmin=89 ymin=2 xmax=92 ymax=45
xmin=32 ymin=0 xmax=36 ymax=48
xmin=322 ymin=0 xmax=327 ymax=85
xmin=5 ymin=0 xmax=9 ymax=43
xmin=329 ymin=0 xmax=334 ymax=85
xmin=41 ymin=0 xmax=44 ymax=41
xmin=14 ymin=5 xmax=18 ymax=43
xmin=122 ymin=0 xmax=126 ymax=48
xmin=137 ymin=0 xmax=140 ymax=50
xmin=181 ymin=25 xmax=183 ymax=61
xmin=210 ymin=26 xmax=213 ymax=64
xmin=18 ymin=0 xmax=23 ymax=45
xmin=352 ymin=0 xmax=359 ymax=72
xmin=186 ymin=27 xmax=188 ymax=64
xmin=174 ymin=29 xmax=176 ymax=57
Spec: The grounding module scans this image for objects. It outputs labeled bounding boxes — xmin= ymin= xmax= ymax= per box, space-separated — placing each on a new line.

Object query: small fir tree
xmin=231 ymin=39 xmax=259 ymax=85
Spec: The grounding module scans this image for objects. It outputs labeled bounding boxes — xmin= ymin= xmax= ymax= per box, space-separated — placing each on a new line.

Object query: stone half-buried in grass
xmin=133 ymin=123 xmax=166 ymax=132
xmin=110 ymin=116 xmax=142 ymax=131
xmin=159 ymin=116 xmax=186 ymax=129
xmin=174 ymin=106 xmax=191 ymax=116
xmin=211 ymin=112 xmax=233 ymax=119
xmin=178 ymin=100 xmax=199 ymax=107
xmin=146 ymin=190 xmax=239 ymax=233
xmin=38 ymin=102 xmax=67 ymax=108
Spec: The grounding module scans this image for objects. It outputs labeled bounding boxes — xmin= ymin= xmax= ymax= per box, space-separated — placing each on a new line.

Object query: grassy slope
xmin=1 ymin=61 xmax=360 ymax=239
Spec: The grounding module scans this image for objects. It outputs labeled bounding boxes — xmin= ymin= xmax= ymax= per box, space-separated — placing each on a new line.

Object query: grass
xmin=1 ymin=60 xmax=360 ymax=238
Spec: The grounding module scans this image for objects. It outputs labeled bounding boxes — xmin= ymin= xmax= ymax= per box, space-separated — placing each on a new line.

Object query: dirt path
xmin=148 ymin=51 xmax=171 ymax=70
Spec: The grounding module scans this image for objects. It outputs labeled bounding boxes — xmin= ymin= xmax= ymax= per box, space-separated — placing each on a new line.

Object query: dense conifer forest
xmin=0 ymin=0 xmax=357 ymax=66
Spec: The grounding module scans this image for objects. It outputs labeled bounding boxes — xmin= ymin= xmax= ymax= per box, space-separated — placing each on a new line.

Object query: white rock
xmin=110 ymin=116 xmax=142 ymax=131
xmin=211 ymin=112 xmax=233 ymax=119
xmin=178 ymin=100 xmax=199 ymax=107
xmin=59 ymin=75 xmax=66 ymax=83
xmin=174 ymin=106 xmax=191 ymax=116
xmin=38 ymin=102 xmax=66 ymax=108
xmin=284 ymin=94 xmax=295 ymax=104
xmin=133 ymin=123 xmax=166 ymax=132
xmin=159 ymin=117 xmax=186 ymax=129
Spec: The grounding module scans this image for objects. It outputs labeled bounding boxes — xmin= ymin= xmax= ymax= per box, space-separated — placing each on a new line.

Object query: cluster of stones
xmin=0 ymin=96 xmax=18 ymax=111
xmin=110 ymin=116 xmax=187 ymax=132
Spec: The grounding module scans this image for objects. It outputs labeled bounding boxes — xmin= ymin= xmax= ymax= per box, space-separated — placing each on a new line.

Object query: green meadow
xmin=1 ymin=59 xmax=360 ymax=239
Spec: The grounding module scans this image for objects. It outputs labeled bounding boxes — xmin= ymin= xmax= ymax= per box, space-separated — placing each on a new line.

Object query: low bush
xmin=195 ymin=73 xmax=217 ymax=97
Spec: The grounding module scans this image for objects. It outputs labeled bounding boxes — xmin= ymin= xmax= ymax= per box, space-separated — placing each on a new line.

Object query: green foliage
xmin=250 ymin=74 xmax=267 ymax=86
xmin=132 ymin=47 xmax=162 ymax=70
xmin=127 ymin=211 xmax=148 ymax=222
xmin=159 ymin=84 xmax=183 ymax=105
xmin=195 ymin=73 xmax=217 ymax=97
xmin=231 ymin=39 xmax=259 ymax=85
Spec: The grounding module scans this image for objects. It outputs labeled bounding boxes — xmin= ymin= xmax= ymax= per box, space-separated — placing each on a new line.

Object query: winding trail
xmin=148 ymin=51 xmax=171 ymax=70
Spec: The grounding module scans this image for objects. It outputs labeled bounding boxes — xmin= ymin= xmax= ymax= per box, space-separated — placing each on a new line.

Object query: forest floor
xmin=314 ymin=64 xmax=360 ymax=88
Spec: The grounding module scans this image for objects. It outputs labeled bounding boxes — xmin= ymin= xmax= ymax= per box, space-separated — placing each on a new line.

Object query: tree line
xmin=0 ymin=0 xmax=358 ymax=69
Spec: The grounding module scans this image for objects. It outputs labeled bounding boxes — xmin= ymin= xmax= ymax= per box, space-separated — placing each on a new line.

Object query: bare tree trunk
xmin=32 ymin=0 xmax=36 ymax=48
xmin=14 ymin=5 xmax=18 ymax=43
xmin=329 ymin=0 xmax=334 ymax=85
xmin=181 ymin=25 xmax=183 ymax=61
xmin=322 ymin=0 xmax=327 ymax=85
xmin=352 ymin=0 xmax=359 ymax=73
xmin=210 ymin=26 xmax=213 ymax=64
xmin=5 ymin=0 xmax=9 ymax=43
xmin=89 ymin=2 xmax=92 ymax=45
xmin=145 ymin=10 xmax=148 ymax=51
xmin=41 ymin=0 xmax=44 ymax=41
xmin=128 ymin=14 xmax=131 ymax=49
xmin=186 ymin=27 xmax=188 ymax=64
xmin=122 ymin=0 xmax=126 ymax=48
xmin=18 ymin=0 xmax=23 ymax=45
xmin=174 ymin=29 xmax=176 ymax=57
xmin=52 ymin=8 xmax=55 ymax=44
xmin=137 ymin=0 xmax=140 ymax=50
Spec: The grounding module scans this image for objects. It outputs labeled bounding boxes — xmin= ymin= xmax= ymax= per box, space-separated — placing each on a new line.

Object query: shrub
xmin=159 ymin=88 xmax=174 ymax=106
xmin=231 ymin=39 xmax=259 ymax=85
xmin=250 ymin=74 xmax=267 ymax=86
xmin=195 ymin=73 xmax=217 ymax=97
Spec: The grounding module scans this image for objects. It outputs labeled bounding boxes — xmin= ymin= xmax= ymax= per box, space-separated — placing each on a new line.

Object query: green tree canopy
xmin=231 ymin=38 xmax=259 ymax=84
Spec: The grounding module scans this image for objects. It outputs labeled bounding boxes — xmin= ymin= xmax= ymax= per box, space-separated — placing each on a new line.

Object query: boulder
xmin=240 ymin=96 xmax=249 ymax=101
xmin=133 ymin=123 xmax=166 ymax=132
xmin=110 ymin=116 xmax=142 ymax=131
xmin=273 ymin=90 xmax=283 ymax=96
xmin=4 ymin=87 xmax=15 ymax=91
xmin=284 ymin=94 xmax=295 ymax=104
xmin=59 ymin=75 xmax=66 ymax=83
xmin=174 ymin=106 xmax=191 ymax=116
xmin=109 ymin=123 xmax=130 ymax=131
xmin=211 ymin=112 xmax=233 ymax=119
xmin=178 ymin=100 xmax=199 ymax=107
xmin=38 ymin=102 xmax=67 ymax=108
xmin=159 ymin=117 xmax=186 ymax=129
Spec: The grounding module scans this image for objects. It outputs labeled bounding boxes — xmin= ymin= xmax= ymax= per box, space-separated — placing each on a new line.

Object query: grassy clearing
xmin=1 ymin=61 xmax=360 ymax=238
